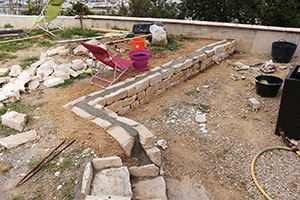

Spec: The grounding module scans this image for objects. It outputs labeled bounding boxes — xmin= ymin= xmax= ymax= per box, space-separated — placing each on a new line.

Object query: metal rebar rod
xmin=17 ymin=139 xmax=76 ymax=186
xmin=15 ymin=140 xmax=66 ymax=187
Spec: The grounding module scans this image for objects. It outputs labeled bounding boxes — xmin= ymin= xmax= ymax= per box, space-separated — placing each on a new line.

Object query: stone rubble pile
xmin=0 ymin=39 xmax=106 ymax=103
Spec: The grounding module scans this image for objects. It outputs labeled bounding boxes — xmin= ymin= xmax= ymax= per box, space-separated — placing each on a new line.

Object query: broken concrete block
xmin=129 ymin=164 xmax=159 ymax=177
xmin=0 ymin=130 xmax=37 ymax=149
xmin=145 ymin=147 xmax=161 ymax=166
xmin=9 ymin=65 xmax=22 ymax=77
xmin=85 ymin=195 xmax=130 ymax=200
xmin=1 ymin=111 xmax=26 ymax=131
xmin=0 ymin=83 xmax=20 ymax=102
xmin=91 ymin=167 xmax=132 ymax=198
xmin=72 ymin=59 xmax=87 ymax=71
xmin=0 ymin=68 xmax=9 ymax=76
xmin=91 ymin=118 xmax=112 ymax=129
xmin=0 ymin=103 xmax=4 ymax=109
xmin=81 ymin=162 xmax=93 ymax=196
xmin=37 ymin=60 xmax=56 ymax=77
xmin=133 ymin=124 xmax=154 ymax=149
xmin=156 ymin=139 xmax=168 ymax=150
xmin=46 ymin=48 xmax=58 ymax=57
xmin=72 ymin=106 xmax=93 ymax=119
xmin=107 ymin=126 xmax=134 ymax=157
xmin=132 ymin=176 xmax=167 ymax=200
xmin=248 ymin=97 xmax=261 ymax=110
xmin=43 ymin=77 xmax=64 ymax=87
xmin=73 ymin=39 xmax=103 ymax=56
xmin=92 ymin=156 xmax=122 ymax=170
xmin=195 ymin=113 xmax=207 ymax=123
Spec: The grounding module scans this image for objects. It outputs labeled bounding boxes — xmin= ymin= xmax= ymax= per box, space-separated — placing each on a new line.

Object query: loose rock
xmin=1 ymin=111 xmax=26 ymax=131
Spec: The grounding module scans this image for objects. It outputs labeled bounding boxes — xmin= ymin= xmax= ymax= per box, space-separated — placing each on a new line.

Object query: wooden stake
xmin=105 ymin=34 xmax=152 ymax=45
xmin=91 ymin=28 xmax=129 ymax=34
xmin=0 ymin=34 xmax=49 ymax=45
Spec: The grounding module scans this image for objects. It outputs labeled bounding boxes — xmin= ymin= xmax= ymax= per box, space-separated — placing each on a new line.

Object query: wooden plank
xmin=105 ymin=34 xmax=152 ymax=45
xmin=0 ymin=32 xmax=28 ymax=38
xmin=0 ymin=28 xmax=24 ymax=34
xmin=91 ymin=28 xmax=129 ymax=34
xmin=0 ymin=34 xmax=48 ymax=45
xmin=56 ymin=33 xmax=129 ymax=44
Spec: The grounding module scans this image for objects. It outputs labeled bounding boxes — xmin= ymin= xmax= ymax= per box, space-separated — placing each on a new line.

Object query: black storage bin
xmin=275 ymin=65 xmax=300 ymax=139
xmin=271 ymin=40 xmax=297 ymax=63
xmin=255 ymin=75 xmax=283 ymax=97
xmin=132 ymin=22 xmax=163 ymax=34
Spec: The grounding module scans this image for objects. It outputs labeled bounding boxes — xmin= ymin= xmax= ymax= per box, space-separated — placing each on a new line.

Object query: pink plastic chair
xmin=80 ymin=42 xmax=135 ymax=88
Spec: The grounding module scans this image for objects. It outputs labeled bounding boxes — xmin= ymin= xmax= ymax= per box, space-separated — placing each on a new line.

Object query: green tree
xmin=61 ymin=2 xmax=94 ymax=16
xmin=179 ymin=0 xmax=300 ymax=27
xmin=116 ymin=0 xmax=180 ymax=19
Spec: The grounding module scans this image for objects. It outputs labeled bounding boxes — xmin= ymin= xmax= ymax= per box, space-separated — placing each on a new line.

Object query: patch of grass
xmin=162 ymin=108 xmax=173 ymax=117
xmin=62 ymin=176 xmax=76 ymax=200
xmin=4 ymin=23 xmax=13 ymax=28
xmin=180 ymin=35 xmax=197 ymax=41
xmin=111 ymin=25 xmax=127 ymax=31
xmin=0 ymin=41 xmax=30 ymax=52
xmin=53 ymin=74 xmax=87 ymax=88
xmin=8 ymin=196 xmax=22 ymax=200
xmin=57 ymin=28 xmax=99 ymax=39
xmin=27 ymin=187 xmax=42 ymax=200
xmin=152 ymin=35 xmax=181 ymax=53
xmin=182 ymin=101 xmax=210 ymax=113
xmin=0 ymin=123 xmax=18 ymax=137
xmin=0 ymin=52 xmax=17 ymax=62
xmin=20 ymin=56 xmax=39 ymax=68
xmin=38 ymin=40 xmax=53 ymax=47
xmin=184 ymin=89 xmax=200 ymax=96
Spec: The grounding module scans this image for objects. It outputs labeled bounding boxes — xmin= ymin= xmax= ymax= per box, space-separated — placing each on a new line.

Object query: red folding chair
xmin=80 ymin=42 xmax=135 ymax=88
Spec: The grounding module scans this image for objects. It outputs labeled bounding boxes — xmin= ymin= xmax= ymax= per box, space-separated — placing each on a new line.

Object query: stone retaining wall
xmin=65 ymin=39 xmax=236 ymax=166
xmin=66 ymin=39 xmax=236 ymax=199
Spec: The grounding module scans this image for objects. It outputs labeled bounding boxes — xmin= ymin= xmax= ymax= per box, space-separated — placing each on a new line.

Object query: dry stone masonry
xmin=65 ymin=39 xmax=236 ymax=199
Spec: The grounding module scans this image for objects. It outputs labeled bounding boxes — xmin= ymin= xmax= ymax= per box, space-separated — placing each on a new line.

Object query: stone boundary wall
xmin=64 ymin=39 xmax=236 ymax=167
xmin=1 ymin=15 xmax=300 ymax=56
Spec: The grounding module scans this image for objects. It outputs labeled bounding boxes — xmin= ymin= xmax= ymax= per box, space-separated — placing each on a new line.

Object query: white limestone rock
xmin=132 ymin=176 xmax=167 ymax=200
xmin=71 ymin=59 xmax=87 ymax=71
xmin=0 ymin=130 xmax=37 ymax=149
xmin=43 ymin=77 xmax=64 ymax=87
xmin=92 ymin=156 xmax=122 ymax=170
xmin=9 ymin=65 xmax=22 ymax=77
xmin=129 ymin=164 xmax=159 ymax=177
xmin=1 ymin=111 xmax=26 ymax=131
xmin=91 ymin=166 xmax=132 ymax=198
xmin=0 ymin=68 xmax=9 ymax=76
xmin=37 ymin=60 xmax=56 ymax=77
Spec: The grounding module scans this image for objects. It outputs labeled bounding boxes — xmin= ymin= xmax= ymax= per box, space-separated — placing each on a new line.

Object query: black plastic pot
xmin=255 ymin=75 xmax=283 ymax=97
xmin=271 ymin=40 xmax=297 ymax=63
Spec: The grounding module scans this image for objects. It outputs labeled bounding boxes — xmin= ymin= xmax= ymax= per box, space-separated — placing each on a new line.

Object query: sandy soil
xmin=0 ymin=36 xmax=218 ymax=199
xmin=126 ymin=53 xmax=300 ymax=200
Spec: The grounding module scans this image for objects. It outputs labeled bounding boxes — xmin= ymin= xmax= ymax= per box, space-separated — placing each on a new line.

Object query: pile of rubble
xmin=0 ymin=39 xmax=105 ymax=103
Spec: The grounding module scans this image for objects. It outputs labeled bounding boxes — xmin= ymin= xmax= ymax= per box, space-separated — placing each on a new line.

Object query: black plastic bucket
xmin=255 ymin=75 xmax=283 ymax=97
xmin=271 ymin=40 xmax=297 ymax=63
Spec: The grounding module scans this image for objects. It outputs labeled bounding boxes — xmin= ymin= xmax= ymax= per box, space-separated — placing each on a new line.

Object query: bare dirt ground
xmin=2 ymin=33 xmax=300 ymax=199
xmin=0 ymin=36 xmax=218 ymax=200
xmin=126 ymin=53 xmax=300 ymax=200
